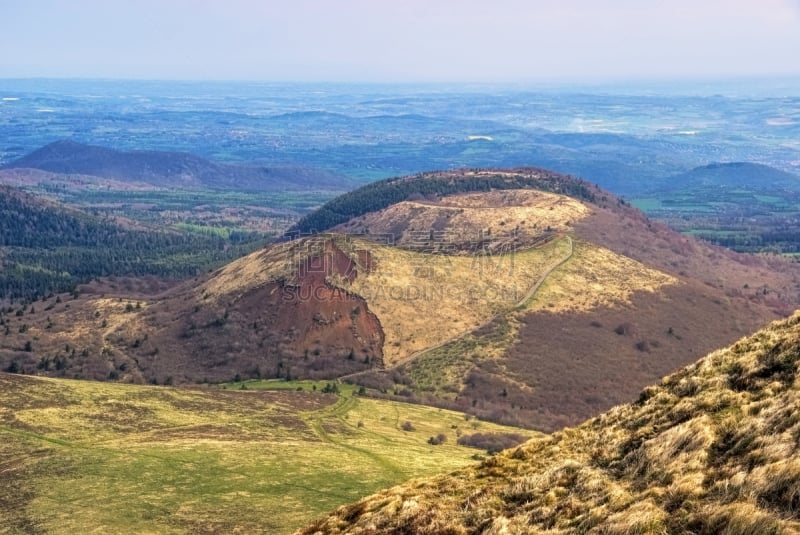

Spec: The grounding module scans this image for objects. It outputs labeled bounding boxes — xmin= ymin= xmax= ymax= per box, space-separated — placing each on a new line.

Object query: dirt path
xmin=340 ymin=235 xmax=575 ymax=381
xmin=300 ymin=395 xmax=406 ymax=480
xmin=515 ymin=235 xmax=573 ymax=307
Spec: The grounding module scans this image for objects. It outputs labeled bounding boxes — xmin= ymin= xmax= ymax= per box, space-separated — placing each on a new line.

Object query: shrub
xmin=322 ymin=382 xmax=339 ymax=394
xmin=615 ymin=322 xmax=634 ymax=336
xmin=401 ymin=421 xmax=416 ymax=432
xmin=428 ymin=433 xmax=447 ymax=445
xmin=457 ymin=432 xmax=528 ymax=454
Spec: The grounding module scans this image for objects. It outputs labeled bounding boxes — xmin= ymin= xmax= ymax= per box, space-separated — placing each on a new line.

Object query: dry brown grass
xmin=300 ymin=312 xmax=800 ymax=534
xmin=575 ymin=202 xmax=800 ymax=316
xmin=203 ymin=239 xmax=310 ymax=298
xmin=346 ymin=236 xmax=571 ymax=366
xmin=335 ymin=189 xmax=589 ymax=251
xmin=0 ymin=293 xmax=153 ymax=382
xmin=527 ymin=240 xmax=677 ymax=313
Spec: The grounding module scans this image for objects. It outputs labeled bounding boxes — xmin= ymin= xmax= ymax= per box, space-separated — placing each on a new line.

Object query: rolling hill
xmin=3 ymin=168 xmax=800 ymax=433
xmin=300 ymin=311 xmax=800 ymax=534
xmin=654 ymin=161 xmax=800 ymax=191
xmin=631 ymin=162 xmax=800 ymax=255
xmin=2 ymin=140 xmax=354 ymax=191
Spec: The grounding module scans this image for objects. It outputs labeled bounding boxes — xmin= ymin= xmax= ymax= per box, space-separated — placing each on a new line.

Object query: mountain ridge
xmin=2 ymin=140 xmax=354 ymax=191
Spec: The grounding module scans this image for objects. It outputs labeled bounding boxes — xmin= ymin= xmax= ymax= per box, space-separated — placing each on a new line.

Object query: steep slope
xmin=574 ymin=190 xmax=800 ymax=313
xmin=301 ymin=312 xmax=800 ymax=534
xmin=1 ymin=233 xmax=581 ymax=384
xmin=317 ymin=169 xmax=799 ymax=430
xmin=3 ymin=140 xmax=353 ymax=191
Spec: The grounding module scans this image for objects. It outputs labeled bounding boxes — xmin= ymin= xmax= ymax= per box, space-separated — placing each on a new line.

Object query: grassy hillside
xmin=352 ymin=237 xmax=781 ymax=431
xmin=332 ymin=189 xmax=588 ymax=252
xmin=301 ymin=312 xmax=800 ymax=534
xmin=6 ymin=168 xmax=799 ymax=433
xmin=0 ymin=234 xmax=579 ymax=385
xmin=0 ymin=374 xmax=535 ymax=534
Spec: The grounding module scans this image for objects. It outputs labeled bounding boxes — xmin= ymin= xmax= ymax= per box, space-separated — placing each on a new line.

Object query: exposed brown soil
xmin=0 ymin=240 xmax=384 ymax=384
xmin=119 ymin=240 xmax=385 ymax=384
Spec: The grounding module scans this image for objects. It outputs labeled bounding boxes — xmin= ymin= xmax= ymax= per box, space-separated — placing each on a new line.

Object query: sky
xmin=2 ymin=0 xmax=800 ymax=82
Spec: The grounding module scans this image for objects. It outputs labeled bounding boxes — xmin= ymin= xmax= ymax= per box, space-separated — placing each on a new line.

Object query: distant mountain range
xmin=1 ymin=140 xmax=355 ymax=191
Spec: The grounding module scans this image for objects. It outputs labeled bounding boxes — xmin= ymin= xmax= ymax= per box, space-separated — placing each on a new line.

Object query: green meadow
xmin=0 ymin=374 xmax=534 ymax=534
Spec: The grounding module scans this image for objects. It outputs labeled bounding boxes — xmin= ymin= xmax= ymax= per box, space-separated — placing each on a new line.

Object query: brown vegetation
xmin=333 ymin=189 xmax=588 ymax=252
xmin=575 ymin=200 xmax=800 ymax=316
xmin=300 ymin=312 xmax=800 ymax=534
xmin=350 ymin=237 xmax=781 ymax=432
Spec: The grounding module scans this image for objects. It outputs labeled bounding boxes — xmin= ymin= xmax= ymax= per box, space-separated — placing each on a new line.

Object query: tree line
xmin=0 ymin=189 xmax=266 ymax=300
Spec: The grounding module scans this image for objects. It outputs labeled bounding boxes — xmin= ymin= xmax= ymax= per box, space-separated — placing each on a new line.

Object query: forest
xmin=0 ymin=188 xmax=266 ymax=299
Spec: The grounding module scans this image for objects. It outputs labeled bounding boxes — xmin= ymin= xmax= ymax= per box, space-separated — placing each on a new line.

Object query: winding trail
xmin=300 ymin=395 xmax=406 ymax=480
xmin=340 ymin=235 xmax=575 ymax=381
xmin=515 ymin=235 xmax=573 ymax=308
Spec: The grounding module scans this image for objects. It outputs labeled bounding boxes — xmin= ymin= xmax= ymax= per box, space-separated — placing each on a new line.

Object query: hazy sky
xmin=2 ymin=0 xmax=800 ymax=82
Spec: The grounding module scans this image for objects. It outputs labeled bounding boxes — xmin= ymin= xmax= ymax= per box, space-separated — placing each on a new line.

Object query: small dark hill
xmin=658 ymin=161 xmax=800 ymax=191
xmin=631 ymin=162 xmax=800 ymax=255
xmin=2 ymin=140 xmax=353 ymax=191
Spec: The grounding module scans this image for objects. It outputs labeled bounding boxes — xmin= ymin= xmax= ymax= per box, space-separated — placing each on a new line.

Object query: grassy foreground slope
xmin=0 ymin=375 xmax=534 ymax=534
xmin=302 ymin=311 xmax=800 ymax=534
